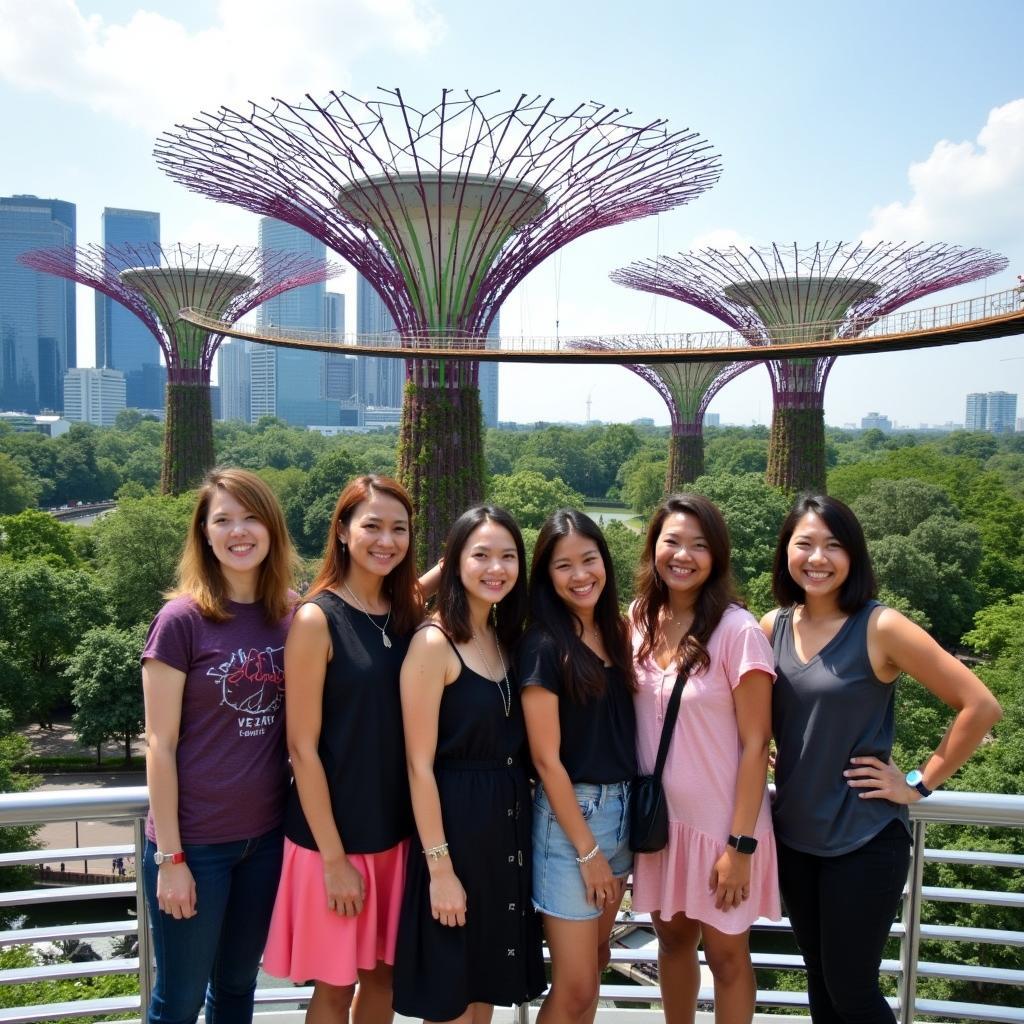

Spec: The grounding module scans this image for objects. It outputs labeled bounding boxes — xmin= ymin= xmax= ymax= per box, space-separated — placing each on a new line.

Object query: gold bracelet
xmin=424 ymin=842 xmax=449 ymax=861
xmin=576 ymin=843 xmax=600 ymax=865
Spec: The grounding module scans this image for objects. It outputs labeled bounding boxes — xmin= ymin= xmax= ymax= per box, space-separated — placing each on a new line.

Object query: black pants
xmin=777 ymin=821 xmax=911 ymax=1024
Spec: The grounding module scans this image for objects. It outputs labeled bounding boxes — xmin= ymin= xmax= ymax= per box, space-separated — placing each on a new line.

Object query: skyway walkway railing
xmin=178 ymin=284 xmax=1024 ymax=360
xmin=0 ymin=787 xmax=1021 ymax=1023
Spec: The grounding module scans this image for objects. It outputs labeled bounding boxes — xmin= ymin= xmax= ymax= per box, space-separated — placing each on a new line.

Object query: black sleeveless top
xmin=284 ymin=591 xmax=414 ymax=854
xmin=771 ymin=600 xmax=910 ymax=856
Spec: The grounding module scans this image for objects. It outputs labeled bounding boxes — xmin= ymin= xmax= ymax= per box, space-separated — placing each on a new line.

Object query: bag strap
xmin=651 ymin=655 xmax=693 ymax=782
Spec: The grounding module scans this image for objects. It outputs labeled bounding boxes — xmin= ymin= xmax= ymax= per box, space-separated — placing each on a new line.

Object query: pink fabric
xmin=263 ymin=838 xmax=408 ymax=985
xmin=631 ymin=604 xmax=781 ymax=934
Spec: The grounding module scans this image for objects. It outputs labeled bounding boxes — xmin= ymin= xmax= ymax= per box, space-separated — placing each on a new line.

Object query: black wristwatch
xmin=727 ymin=834 xmax=758 ymax=855
xmin=905 ymin=768 xmax=932 ymax=798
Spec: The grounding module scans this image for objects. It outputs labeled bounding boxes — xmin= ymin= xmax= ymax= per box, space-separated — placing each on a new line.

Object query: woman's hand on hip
xmin=323 ymin=855 xmax=366 ymax=917
xmin=709 ymin=847 xmax=751 ymax=911
xmin=845 ymin=756 xmax=920 ymax=804
xmin=157 ymin=861 xmax=197 ymax=919
xmin=429 ymin=869 xmax=467 ymax=927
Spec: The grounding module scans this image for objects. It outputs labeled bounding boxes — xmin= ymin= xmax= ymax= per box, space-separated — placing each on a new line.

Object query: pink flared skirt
xmin=262 ymin=837 xmax=408 ymax=985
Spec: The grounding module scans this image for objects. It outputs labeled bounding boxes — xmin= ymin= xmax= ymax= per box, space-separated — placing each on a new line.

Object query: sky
xmin=2 ymin=0 xmax=1023 ymax=428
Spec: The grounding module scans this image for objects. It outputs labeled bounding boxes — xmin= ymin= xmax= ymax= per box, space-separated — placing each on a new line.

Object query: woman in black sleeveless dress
xmin=394 ymin=505 xmax=545 ymax=1024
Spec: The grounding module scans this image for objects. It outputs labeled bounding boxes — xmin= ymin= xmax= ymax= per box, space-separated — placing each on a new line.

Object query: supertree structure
xmin=612 ymin=242 xmax=1008 ymax=493
xmin=154 ymin=87 xmax=722 ymax=560
xmin=575 ymin=339 xmax=751 ymax=488
xmin=21 ymin=243 xmax=337 ymax=492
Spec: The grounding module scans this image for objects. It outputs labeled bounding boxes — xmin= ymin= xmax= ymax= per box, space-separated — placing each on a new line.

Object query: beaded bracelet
xmin=424 ymin=842 xmax=450 ymax=861
xmin=575 ymin=843 xmax=600 ymax=865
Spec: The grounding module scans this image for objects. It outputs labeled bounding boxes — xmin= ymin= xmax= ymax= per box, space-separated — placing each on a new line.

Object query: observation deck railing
xmin=0 ymin=787 xmax=1021 ymax=1024
xmin=178 ymin=284 xmax=1024 ymax=360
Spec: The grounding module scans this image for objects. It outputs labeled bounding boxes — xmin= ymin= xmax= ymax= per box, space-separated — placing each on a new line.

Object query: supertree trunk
xmin=767 ymin=397 xmax=826 ymax=494
xmin=162 ymin=369 xmax=215 ymax=494
xmin=667 ymin=431 xmax=705 ymax=492
xmin=399 ymin=362 xmax=485 ymax=565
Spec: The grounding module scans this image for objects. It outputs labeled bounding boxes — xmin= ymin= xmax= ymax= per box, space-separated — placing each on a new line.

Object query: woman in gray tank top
xmin=761 ymin=495 xmax=1001 ymax=1024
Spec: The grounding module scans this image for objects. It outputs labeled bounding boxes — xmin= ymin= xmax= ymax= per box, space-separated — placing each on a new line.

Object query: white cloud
xmin=687 ymin=227 xmax=756 ymax=252
xmin=862 ymin=98 xmax=1024 ymax=248
xmin=0 ymin=0 xmax=445 ymax=132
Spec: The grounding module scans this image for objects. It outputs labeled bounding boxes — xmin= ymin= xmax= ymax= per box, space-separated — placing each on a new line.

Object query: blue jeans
xmin=143 ymin=829 xmax=284 ymax=1024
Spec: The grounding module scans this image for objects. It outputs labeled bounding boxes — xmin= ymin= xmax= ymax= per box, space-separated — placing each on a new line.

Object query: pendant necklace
xmin=471 ymin=629 xmax=512 ymax=718
xmin=342 ymin=581 xmax=392 ymax=648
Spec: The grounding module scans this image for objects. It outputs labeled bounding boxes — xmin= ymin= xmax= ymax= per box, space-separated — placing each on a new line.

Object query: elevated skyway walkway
xmin=178 ymin=285 xmax=1024 ymax=364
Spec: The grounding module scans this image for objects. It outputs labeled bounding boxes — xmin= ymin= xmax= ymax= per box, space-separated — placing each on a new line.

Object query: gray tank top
xmin=771 ymin=601 xmax=909 ymax=856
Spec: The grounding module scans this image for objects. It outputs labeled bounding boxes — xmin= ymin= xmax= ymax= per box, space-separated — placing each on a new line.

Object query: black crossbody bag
xmin=629 ymin=666 xmax=689 ymax=854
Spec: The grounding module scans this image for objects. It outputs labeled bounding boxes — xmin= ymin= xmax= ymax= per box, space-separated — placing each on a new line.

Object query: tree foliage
xmin=487 ymin=471 xmax=586 ymax=530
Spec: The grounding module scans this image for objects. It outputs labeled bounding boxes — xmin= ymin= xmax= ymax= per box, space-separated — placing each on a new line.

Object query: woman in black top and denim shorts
xmin=519 ymin=509 xmax=636 ymax=1024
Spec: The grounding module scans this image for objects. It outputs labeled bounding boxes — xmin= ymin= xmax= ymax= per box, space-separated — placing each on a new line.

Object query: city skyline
xmin=1 ymin=1 xmax=1022 ymax=428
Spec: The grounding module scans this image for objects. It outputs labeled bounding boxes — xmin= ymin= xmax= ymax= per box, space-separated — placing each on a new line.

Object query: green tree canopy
xmin=0 ymin=453 xmax=40 ymax=514
xmin=0 ymin=510 xmax=81 ymax=567
xmin=91 ymin=494 xmax=194 ymax=628
xmin=487 ymin=471 xmax=586 ymax=530
xmin=67 ymin=623 xmax=148 ymax=763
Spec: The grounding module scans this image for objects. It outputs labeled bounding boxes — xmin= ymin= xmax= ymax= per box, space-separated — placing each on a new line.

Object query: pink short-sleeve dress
xmin=631 ymin=604 xmax=781 ymax=934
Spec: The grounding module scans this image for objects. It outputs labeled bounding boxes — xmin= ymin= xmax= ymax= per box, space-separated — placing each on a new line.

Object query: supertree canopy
xmin=575 ymin=339 xmax=751 ymax=488
xmin=21 ymin=243 xmax=337 ymax=493
xmin=155 ymin=87 xmax=722 ymax=560
xmin=612 ymin=242 xmax=1008 ymax=493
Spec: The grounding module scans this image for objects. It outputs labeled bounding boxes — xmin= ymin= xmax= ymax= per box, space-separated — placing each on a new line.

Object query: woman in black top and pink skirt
xmin=263 ymin=475 xmax=424 ymax=1024
xmin=762 ymin=494 xmax=1001 ymax=1024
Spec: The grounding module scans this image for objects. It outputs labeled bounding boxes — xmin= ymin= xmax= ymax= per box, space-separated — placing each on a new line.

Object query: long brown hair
xmin=306 ymin=475 xmax=423 ymax=634
xmin=632 ymin=493 xmax=742 ymax=671
xmin=528 ymin=508 xmax=635 ymax=703
xmin=171 ymin=467 xmax=298 ymax=623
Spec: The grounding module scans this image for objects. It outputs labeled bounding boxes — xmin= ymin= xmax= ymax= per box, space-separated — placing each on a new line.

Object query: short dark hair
xmin=771 ymin=494 xmax=877 ymax=613
xmin=437 ymin=505 xmax=528 ymax=650
xmin=528 ymin=508 xmax=634 ymax=703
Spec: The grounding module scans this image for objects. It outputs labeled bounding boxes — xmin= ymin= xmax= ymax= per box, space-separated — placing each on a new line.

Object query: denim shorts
xmin=532 ymin=780 xmax=633 ymax=920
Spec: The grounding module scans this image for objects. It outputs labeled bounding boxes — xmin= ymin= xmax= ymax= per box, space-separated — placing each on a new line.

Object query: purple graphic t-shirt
xmin=143 ymin=595 xmax=293 ymax=844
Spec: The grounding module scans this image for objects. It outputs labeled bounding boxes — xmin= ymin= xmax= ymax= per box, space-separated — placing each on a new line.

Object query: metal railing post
xmin=513 ymin=1003 xmax=530 ymax=1024
xmin=898 ymin=818 xmax=927 ymax=1023
xmin=134 ymin=817 xmax=154 ymax=1018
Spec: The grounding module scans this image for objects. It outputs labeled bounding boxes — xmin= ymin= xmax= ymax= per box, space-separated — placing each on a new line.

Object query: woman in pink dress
xmin=631 ymin=494 xmax=780 ymax=1024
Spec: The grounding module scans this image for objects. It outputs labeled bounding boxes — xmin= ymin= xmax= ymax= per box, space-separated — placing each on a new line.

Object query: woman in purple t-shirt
xmin=142 ymin=467 xmax=298 ymax=1024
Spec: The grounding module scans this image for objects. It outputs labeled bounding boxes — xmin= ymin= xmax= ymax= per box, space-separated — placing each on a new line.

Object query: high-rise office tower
xmin=0 ymin=195 xmax=76 ymax=412
xmin=986 ymin=392 xmax=1017 ymax=434
xmin=322 ymin=291 xmax=356 ymax=401
xmin=355 ymin=273 xmax=404 ymax=407
xmin=96 ymin=208 xmax=163 ymax=410
xmin=63 ymin=367 xmax=126 ymax=426
xmin=217 ymin=339 xmax=251 ymax=422
xmin=479 ymin=313 xmax=500 ymax=428
xmin=964 ymin=393 xmax=987 ymax=431
xmin=252 ymin=218 xmax=340 ymax=426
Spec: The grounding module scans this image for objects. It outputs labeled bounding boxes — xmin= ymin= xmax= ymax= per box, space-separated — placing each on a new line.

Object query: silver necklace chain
xmin=471 ymin=629 xmax=511 ymax=718
xmin=342 ymin=581 xmax=392 ymax=648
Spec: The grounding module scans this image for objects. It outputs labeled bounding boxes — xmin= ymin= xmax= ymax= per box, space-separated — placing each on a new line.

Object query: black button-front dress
xmin=393 ymin=626 xmax=545 ymax=1019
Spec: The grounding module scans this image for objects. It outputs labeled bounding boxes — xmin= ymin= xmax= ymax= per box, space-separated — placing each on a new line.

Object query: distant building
xmin=0 ymin=410 xmax=70 ymax=437
xmin=0 ymin=195 xmax=76 ymax=413
xmin=964 ymin=393 xmax=987 ymax=431
xmin=218 ymin=339 xmax=251 ymax=423
xmin=63 ymin=367 xmax=126 ymax=427
xmin=97 ymin=208 xmax=163 ymax=409
xmin=252 ymin=218 xmax=340 ymax=426
xmin=704 ymin=412 xmax=720 ymax=428
xmin=355 ymin=273 xmax=404 ymax=409
xmin=861 ymin=411 xmax=892 ymax=432
xmin=986 ymin=391 xmax=1017 ymax=434
xmin=964 ymin=391 xmax=1018 ymax=433
xmin=479 ymin=313 xmax=501 ymax=428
